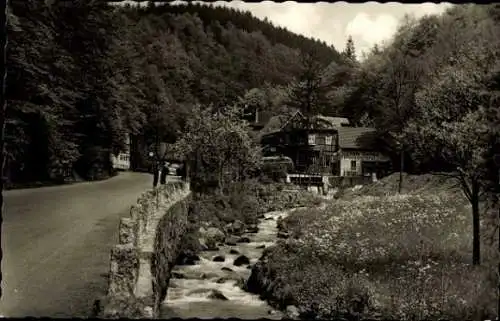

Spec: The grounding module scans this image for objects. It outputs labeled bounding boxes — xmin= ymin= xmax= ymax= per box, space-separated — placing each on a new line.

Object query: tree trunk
xmin=184 ymin=160 xmax=190 ymax=183
xmin=218 ymin=160 xmax=224 ymax=195
xmin=152 ymin=162 xmax=159 ymax=188
xmin=398 ymin=150 xmax=404 ymax=194
xmin=159 ymin=164 xmax=167 ymax=185
xmin=0 ymin=0 xmax=7 ymax=301
xmin=471 ymin=180 xmax=481 ymax=265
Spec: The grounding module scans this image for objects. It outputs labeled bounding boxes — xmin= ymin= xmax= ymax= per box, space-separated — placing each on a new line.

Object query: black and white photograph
xmin=0 ymin=0 xmax=499 ymax=320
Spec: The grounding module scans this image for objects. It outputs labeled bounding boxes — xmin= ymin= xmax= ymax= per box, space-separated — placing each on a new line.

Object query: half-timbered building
xmin=259 ymin=111 xmax=391 ymax=185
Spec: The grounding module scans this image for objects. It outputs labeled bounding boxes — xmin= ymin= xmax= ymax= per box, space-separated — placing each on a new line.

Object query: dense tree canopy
xmin=6 ymin=1 xmax=341 ymax=184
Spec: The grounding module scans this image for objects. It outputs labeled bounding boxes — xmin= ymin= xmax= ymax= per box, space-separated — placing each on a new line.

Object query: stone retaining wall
xmin=99 ymin=181 xmax=191 ymax=318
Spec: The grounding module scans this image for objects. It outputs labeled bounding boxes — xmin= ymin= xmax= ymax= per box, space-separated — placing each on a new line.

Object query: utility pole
xmin=0 ymin=0 xmax=8 ymax=301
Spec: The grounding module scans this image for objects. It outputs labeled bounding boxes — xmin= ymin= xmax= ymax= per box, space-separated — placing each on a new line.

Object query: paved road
xmin=0 ymin=172 xmax=154 ymax=317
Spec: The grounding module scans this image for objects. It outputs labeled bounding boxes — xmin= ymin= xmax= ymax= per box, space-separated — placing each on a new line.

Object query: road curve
xmin=0 ymin=171 xmax=154 ymax=317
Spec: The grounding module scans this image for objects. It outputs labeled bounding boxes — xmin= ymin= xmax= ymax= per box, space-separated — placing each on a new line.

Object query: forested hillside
xmin=5 ymin=0 xmax=342 ymax=185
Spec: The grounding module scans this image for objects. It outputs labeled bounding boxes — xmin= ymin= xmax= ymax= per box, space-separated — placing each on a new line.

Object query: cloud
xmin=344 ymin=2 xmax=453 ymax=57
xmin=346 ymin=12 xmax=399 ymax=56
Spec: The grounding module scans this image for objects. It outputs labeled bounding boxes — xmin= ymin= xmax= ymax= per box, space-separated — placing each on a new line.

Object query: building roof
xmin=259 ymin=110 xmax=300 ymax=136
xmin=313 ymin=116 xmax=350 ymax=127
xmin=337 ymin=127 xmax=379 ymax=150
xmin=260 ymin=111 xmax=349 ymax=135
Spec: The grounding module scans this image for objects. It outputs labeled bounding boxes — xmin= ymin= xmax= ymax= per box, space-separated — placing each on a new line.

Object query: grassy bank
xmin=247 ymin=174 xmax=498 ymax=320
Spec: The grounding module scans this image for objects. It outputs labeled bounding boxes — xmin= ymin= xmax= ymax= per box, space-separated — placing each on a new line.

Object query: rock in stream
xmin=162 ymin=210 xmax=291 ymax=319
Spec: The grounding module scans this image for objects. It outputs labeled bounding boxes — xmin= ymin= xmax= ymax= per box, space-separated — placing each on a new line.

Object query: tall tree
xmin=404 ymin=51 xmax=498 ymax=265
xmin=7 ymin=0 xmax=82 ymax=182
xmin=1 ymin=0 xmax=8 ymax=301
xmin=239 ymin=88 xmax=269 ymax=123
xmin=285 ymin=49 xmax=333 ymax=127
xmin=342 ymin=35 xmax=356 ymax=61
xmin=50 ymin=0 xmax=122 ymax=180
xmin=373 ymin=47 xmax=424 ymax=193
xmin=173 ymin=104 xmax=261 ymax=194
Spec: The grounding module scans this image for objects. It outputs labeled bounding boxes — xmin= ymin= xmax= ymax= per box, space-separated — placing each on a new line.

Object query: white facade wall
xmin=339 ymin=150 xmax=389 ymax=177
xmin=111 ymin=133 xmax=132 ymax=170
xmin=340 ymin=156 xmax=362 ymax=176
xmin=111 ymin=153 xmax=131 ymax=170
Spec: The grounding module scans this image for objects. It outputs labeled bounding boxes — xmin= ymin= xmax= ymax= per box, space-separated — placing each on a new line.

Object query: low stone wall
xmin=151 ymin=197 xmax=191 ymax=316
xmin=99 ymin=181 xmax=191 ymax=318
xmin=328 ymin=175 xmax=373 ymax=188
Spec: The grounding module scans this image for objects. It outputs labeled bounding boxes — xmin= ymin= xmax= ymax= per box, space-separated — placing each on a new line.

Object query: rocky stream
xmin=159 ymin=209 xmax=296 ymax=319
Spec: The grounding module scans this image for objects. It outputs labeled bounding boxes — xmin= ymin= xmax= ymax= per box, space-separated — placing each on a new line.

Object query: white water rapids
xmin=160 ymin=209 xmax=293 ymax=319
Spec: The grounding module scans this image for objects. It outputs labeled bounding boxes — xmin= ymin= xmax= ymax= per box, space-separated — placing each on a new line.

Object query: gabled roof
xmin=261 ymin=111 xmax=349 ymax=134
xmin=337 ymin=127 xmax=379 ymax=150
xmin=259 ymin=109 xmax=301 ymax=135
xmin=280 ymin=110 xmax=304 ymax=130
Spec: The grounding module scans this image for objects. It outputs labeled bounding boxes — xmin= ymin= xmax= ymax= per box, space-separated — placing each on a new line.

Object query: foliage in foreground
xmin=173 ymin=104 xmax=262 ymax=194
xmin=260 ymin=193 xmax=496 ymax=320
xmin=189 ymin=180 xmax=323 ymax=229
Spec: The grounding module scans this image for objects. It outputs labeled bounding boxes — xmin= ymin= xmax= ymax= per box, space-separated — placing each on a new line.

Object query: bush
xmin=256 ymin=192 xmax=496 ymax=320
xmin=255 ymin=183 xmax=323 ymax=212
xmin=189 ymin=180 xmax=263 ymax=227
xmin=188 ymin=180 xmax=324 ymax=229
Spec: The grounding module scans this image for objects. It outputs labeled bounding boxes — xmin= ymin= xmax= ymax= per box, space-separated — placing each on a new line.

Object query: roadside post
xmin=149 ymin=151 xmax=160 ymax=209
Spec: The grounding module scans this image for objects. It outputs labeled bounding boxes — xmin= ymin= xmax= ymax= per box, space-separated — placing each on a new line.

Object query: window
xmin=325 ymin=135 xmax=332 ymax=145
xmin=308 ymin=134 xmax=316 ymax=145
xmin=350 ymin=160 xmax=357 ymax=171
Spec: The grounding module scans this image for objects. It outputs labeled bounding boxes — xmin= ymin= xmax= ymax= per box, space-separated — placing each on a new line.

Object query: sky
xmin=118 ymin=1 xmax=453 ymax=58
